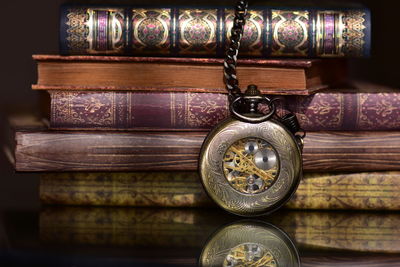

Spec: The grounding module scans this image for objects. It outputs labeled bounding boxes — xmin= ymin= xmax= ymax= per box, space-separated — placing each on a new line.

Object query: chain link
xmin=224 ymin=0 xmax=249 ymax=100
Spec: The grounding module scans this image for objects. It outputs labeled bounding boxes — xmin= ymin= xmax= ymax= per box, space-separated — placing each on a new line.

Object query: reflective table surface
xmin=1 ymin=154 xmax=400 ymax=266
xmin=2 ymin=206 xmax=400 ymax=266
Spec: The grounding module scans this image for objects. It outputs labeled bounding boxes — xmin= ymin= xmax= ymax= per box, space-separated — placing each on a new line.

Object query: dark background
xmin=1 ymin=0 xmax=399 ymax=113
xmin=0 ymin=0 xmax=399 ymax=209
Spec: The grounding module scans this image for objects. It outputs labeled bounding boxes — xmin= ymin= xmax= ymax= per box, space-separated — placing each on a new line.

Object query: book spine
xmin=60 ymin=5 xmax=370 ymax=58
xmin=15 ymin=131 xmax=400 ymax=172
xmin=40 ymin=172 xmax=213 ymax=207
xmin=49 ymin=90 xmax=400 ymax=131
xmin=40 ymin=172 xmax=400 ymax=210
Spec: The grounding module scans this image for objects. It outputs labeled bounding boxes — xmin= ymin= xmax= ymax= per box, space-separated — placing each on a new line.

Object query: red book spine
xmin=50 ymin=90 xmax=400 ymax=131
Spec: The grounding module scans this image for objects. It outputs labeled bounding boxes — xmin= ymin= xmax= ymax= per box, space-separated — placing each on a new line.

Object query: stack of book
xmin=8 ymin=4 xmax=400 ymax=211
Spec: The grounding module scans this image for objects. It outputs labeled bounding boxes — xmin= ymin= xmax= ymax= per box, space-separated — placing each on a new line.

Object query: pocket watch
xmin=198 ymin=0 xmax=304 ymax=217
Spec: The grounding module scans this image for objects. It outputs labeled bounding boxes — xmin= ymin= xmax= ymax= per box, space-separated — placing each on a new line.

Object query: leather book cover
xmin=33 ymin=55 xmax=346 ymax=93
xmin=60 ymin=5 xmax=370 ymax=58
xmin=48 ymin=82 xmax=400 ymax=131
xmin=9 ymin=114 xmax=400 ymax=172
xmin=40 ymin=171 xmax=400 ymax=211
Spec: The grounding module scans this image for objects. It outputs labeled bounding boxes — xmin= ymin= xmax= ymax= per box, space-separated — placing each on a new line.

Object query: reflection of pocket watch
xmin=199 ymin=0 xmax=304 ymax=217
xmin=199 ymin=220 xmax=300 ymax=267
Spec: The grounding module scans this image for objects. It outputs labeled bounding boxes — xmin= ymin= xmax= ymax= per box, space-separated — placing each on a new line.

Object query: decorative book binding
xmin=49 ymin=87 xmax=400 ymax=131
xmin=61 ymin=5 xmax=370 ymax=58
xmin=40 ymin=171 xmax=400 ymax=211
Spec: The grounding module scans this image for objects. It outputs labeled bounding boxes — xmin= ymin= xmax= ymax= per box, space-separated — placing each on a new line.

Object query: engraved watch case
xmin=199 ymin=118 xmax=302 ymax=216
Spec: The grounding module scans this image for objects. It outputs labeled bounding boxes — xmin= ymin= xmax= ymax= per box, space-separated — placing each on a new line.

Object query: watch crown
xmin=244 ymin=84 xmax=261 ymax=96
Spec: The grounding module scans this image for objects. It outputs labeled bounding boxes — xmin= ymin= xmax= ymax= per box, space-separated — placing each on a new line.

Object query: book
xmin=39 ymin=207 xmax=400 ymax=253
xmin=48 ymin=82 xmax=400 ymax=131
xmin=40 ymin=171 xmax=400 ymax=210
xmin=10 ymin=120 xmax=400 ymax=172
xmin=32 ymin=55 xmax=346 ymax=94
xmin=60 ymin=5 xmax=371 ymax=58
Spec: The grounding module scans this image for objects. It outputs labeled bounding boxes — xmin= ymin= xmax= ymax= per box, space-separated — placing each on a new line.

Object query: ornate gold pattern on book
xmin=225 ymin=9 xmax=264 ymax=56
xmin=316 ymin=11 xmax=366 ymax=57
xmin=66 ymin=8 xmax=89 ymax=52
xmin=41 ymin=171 xmax=400 ymax=211
xmin=288 ymin=172 xmax=400 ymax=210
xmin=271 ymin=10 xmax=309 ymax=56
xmin=66 ymin=8 xmax=125 ymax=54
xmin=341 ymin=11 xmax=366 ymax=57
xmin=315 ymin=11 xmax=339 ymax=56
xmin=132 ymin=9 xmax=171 ymax=54
xmin=294 ymin=93 xmax=343 ymax=130
xmin=223 ymin=138 xmax=279 ymax=194
xmin=52 ymin=91 xmax=115 ymax=127
xmin=178 ymin=9 xmax=218 ymax=55
xmin=357 ymin=93 xmax=400 ymax=130
xmin=40 ymin=172 xmax=211 ymax=207
xmin=186 ymin=93 xmax=229 ymax=127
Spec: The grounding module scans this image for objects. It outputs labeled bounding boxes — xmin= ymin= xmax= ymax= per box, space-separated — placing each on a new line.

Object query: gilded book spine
xmin=49 ymin=90 xmax=400 ymax=131
xmin=40 ymin=172 xmax=400 ymax=210
xmin=60 ymin=5 xmax=370 ymax=57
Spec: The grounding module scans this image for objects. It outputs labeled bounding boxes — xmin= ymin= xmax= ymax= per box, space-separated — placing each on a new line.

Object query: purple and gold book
xmin=49 ymin=82 xmax=400 ymax=131
xmin=60 ymin=5 xmax=370 ymax=58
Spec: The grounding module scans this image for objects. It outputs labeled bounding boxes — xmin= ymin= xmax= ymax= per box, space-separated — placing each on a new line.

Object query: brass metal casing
xmin=199 ymin=118 xmax=302 ymax=216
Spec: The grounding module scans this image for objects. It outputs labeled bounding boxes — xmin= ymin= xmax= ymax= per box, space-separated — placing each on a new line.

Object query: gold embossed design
xmin=341 ymin=11 xmax=366 ymax=57
xmin=357 ymin=93 xmax=400 ymax=129
xmin=271 ymin=10 xmax=309 ymax=56
xmin=199 ymin=119 xmax=302 ymax=216
xmin=223 ymin=138 xmax=279 ymax=194
xmin=295 ymin=93 xmax=343 ymax=130
xmin=200 ymin=221 xmax=300 ymax=267
xmin=65 ymin=8 xmax=89 ymax=53
xmin=86 ymin=8 xmax=125 ymax=54
xmin=288 ymin=172 xmax=400 ymax=211
xmin=132 ymin=9 xmax=171 ymax=54
xmin=186 ymin=93 xmax=229 ymax=127
xmin=225 ymin=9 xmax=264 ymax=56
xmin=51 ymin=91 xmax=115 ymax=127
xmin=316 ymin=11 xmax=366 ymax=57
xmin=65 ymin=8 xmax=125 ymax=54
xmin=315 ymin=11 xmax=339 ymax=57
xmin=224 ymin=243 xmax=277 ymax=267
xmin=178 ymin=9 xmax=218 ymax=55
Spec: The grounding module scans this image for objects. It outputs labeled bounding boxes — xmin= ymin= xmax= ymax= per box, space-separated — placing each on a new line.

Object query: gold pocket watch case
xmin=199 ymin=220 xmax=300 ymax=267
xmin=199 ymin=118 xmax=302 ymax=217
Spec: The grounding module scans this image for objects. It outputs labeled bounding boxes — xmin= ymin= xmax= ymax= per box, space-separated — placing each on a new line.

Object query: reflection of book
xmin=39 ymin=207 xmax=220 ymax=248
xmin=275 ymin=212 xmax=400 ymax=254
xmin=60 ymin=5 xmax=371 ymax=58
xmin=33 ymin=55 xmax=345 ymax=94
xmin=9 ymin=115 xmax=400 ymax=172
xmin=40 ymin=172 xmax=400 ymax=210
xmin=39 ymin=207 xmax=400 ymax=253
xmin=47 ymin=83 xmax=400 ymax=131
